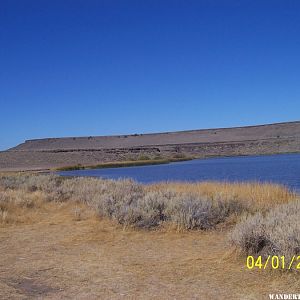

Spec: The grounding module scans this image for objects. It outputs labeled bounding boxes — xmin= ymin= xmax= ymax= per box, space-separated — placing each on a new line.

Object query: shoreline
xmin=55 ymin=157 xmax=193 ymax=171
xmin=55 ymin=151 xmax=300 ymax=171
xmin=1 ymin=151 xmax=300 ymax=173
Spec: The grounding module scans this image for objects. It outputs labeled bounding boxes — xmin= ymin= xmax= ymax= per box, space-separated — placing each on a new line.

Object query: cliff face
xmin=2 ymin=121 xmax=300 ymax=171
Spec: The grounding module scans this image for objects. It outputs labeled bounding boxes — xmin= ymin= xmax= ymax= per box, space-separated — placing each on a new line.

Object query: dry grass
xmin=151 ymin=181 xmax=296 ymax=211
xmin=0 ymin=174 xmax=296 ymax=229
xmin=0 ymin=173 xmax=299 ymax=298
xmin=0 ymin=189 xmax=46 ymax=225
xmin=0 ymin=201 xmax=299 ymax=299
xmin=1 ymin=174 xmax=296 ymax=229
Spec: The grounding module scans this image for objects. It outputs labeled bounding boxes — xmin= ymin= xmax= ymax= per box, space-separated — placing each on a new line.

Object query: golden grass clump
xmin=150 ymin=181 xmax=296 ymax=212
xmin=0 ymin=188 xmax=44 ymax=224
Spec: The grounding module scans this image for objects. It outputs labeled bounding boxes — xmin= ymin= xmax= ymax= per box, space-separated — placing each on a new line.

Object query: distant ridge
xmin=2 ymin=121 xmax=300 ymax=171
xmin=20 ymin=120 xmax=300 ymax=142
xmin=10 ymin=121 xmax=300 ymax=151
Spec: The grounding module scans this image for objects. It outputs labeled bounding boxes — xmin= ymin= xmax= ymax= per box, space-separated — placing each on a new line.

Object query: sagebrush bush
xmin=230 ymin=199 xmax=300 ymax=260
xmin=166 ymin=194 xmax=244 ymax=230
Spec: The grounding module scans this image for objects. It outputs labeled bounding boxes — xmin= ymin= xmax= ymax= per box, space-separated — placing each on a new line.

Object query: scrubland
xmin=0 ymin=173 xmax=299 ymax=299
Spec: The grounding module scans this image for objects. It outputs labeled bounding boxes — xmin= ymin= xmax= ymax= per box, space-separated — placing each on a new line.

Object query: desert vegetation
xmin=230 ymin=199 xmax=300 ymax=261
xmin=0 ymin=173 xmax=299 ymax=298
xmin=1 ymin=173 xmax=299 ymax=260
xmin=0 ymin=173 xmax=297 ymax=224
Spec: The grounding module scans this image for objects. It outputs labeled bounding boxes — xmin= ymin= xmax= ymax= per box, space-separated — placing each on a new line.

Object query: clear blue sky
xmin=1 ymin=0 xmax=300 ymax=150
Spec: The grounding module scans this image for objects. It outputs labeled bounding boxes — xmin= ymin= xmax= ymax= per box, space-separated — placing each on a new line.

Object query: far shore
xmin=55 ymin=157 xmax=193 ymax=171
xmin=1 ymin=121 xmax=300 ymax=172
xmin=1 ymin=151 xmax=300 ymax=173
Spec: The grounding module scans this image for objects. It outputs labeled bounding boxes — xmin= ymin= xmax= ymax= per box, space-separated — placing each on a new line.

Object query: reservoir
xmin=59 ymin=153 xmax=300 ymax=192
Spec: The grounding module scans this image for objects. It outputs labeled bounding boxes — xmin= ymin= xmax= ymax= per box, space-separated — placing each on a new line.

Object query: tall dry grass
xmin=151 ymin=181 xmax=296 ymax=212
xmin=0 ymin=188 xmax=45 ymax=224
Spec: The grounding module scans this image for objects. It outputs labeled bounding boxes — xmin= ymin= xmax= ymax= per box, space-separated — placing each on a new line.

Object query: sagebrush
xmin=230 ymin=199 xmax=300 ymax=260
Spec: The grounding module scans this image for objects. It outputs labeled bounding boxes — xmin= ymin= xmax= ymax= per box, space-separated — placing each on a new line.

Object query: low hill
xmin=1 ymin=121 xmax=300 ymax=171
xmin=10 ymin=121 xmax=300 ymax=151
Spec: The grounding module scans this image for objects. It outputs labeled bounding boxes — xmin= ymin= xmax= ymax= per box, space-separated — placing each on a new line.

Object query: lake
xmin=59 ymin=153 xmax=300 ymax=192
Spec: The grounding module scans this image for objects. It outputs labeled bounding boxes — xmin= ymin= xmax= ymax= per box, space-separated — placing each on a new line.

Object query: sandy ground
xmin=0 ymin=203 xmax=299 ymax=300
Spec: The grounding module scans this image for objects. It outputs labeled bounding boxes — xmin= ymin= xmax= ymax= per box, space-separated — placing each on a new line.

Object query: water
xmin=59 ymin=153 xmax=300 ymax=192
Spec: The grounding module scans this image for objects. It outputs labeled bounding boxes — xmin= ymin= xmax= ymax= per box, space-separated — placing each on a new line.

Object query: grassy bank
xmin=55 ymin=157 xmax=192 ymax=171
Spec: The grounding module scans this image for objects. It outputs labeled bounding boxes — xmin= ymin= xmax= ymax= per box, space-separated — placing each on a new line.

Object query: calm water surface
xmin=59 ymin=153 xmax=300 ymax=192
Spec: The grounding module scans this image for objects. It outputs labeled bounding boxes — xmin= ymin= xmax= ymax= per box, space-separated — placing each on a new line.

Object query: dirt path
xmin=0 ymin=204 xmax=298 ymax=299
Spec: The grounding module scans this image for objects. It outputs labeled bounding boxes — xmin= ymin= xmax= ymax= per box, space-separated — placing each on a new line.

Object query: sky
xmin=1 ymin=0 xmax=300 ymax=150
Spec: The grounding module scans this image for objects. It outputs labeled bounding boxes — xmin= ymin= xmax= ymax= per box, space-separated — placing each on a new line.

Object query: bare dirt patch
xmin=8 ymin=278 xmax=59 ymax=298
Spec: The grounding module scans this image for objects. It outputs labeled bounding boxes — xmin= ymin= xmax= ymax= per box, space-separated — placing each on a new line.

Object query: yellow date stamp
xmin=246 ymin=255 xmax=300 ymax=270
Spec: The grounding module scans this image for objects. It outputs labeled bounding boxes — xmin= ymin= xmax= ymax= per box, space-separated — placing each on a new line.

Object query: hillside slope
xmin=1 ymin=121 xmax=300 ymax=171
xmin=10 ymin=121 xmax=300 ymax=151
